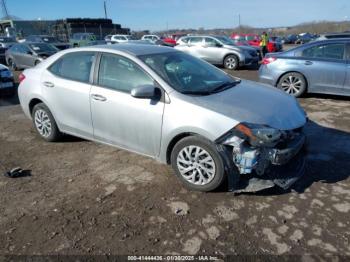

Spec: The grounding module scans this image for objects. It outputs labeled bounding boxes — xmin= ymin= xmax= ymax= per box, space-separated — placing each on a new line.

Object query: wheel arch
xmin=166 ymin=132 xmax=206 ymax=164
xmin=275 ymin=71 xmax=308 ymax=91
xmin=223 ymin=53 xmax=240 ymax=63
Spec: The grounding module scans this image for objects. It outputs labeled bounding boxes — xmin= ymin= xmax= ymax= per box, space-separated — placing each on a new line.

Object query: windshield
xmin=0 ymin=37 xmax=15 ymax=43
xmin=139 ymin=52 xmax=240 ymax=95
xmin=214 ymin=36 xmax=235 ymax=45
xmin=41 ymin=36 xmax=57 ymax=43
xmin=29 ymin=43 xmax=58 ymax=53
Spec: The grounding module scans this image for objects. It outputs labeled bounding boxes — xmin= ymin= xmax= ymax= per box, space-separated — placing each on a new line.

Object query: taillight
xmin=262 ymin=57 xmax=277 ymax=65
xmin=18 ymin=73 xmax=26 ymax=84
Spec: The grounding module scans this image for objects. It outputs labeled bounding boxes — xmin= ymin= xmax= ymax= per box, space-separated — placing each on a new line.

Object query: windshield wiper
xmin=210 ymin=80 xmax=241 ymax=93
xmin=181 ymin=90 xmax=212 ymax=96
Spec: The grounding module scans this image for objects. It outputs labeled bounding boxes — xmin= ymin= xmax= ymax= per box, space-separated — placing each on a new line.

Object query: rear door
xmin=298 ymin=43 xmax=346 ymax=94
xmin=41 ymin=51 xmax=96 ymax=138
xmin=20 ymin=45 xmax=36 ymax=68
xmin=90 ymin=53 xmax=164 ymax=156
xmin=187 ymin=37 xmax=204 ymax=59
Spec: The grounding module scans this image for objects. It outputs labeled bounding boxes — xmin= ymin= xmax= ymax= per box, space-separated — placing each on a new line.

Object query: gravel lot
xmin=0 ymin=66 xmax=349 ymax=257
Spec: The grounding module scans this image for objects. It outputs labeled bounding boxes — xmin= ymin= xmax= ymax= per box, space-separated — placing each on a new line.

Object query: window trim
xmin=92 ymin=52 xmax=157 ymax=94
xmin=47 ymin=51 xmax=97 ymax=84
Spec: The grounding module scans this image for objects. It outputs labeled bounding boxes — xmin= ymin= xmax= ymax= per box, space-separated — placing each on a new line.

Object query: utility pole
xmin=238 ymin=14 xmax=241 ymax=32
xmin=1 ymin=0 xmax=9 ymax=19
xmin=104 ymin=0 xmax=108 ymax=19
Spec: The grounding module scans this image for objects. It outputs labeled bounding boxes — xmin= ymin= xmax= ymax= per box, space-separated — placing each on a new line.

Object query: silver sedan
xmin=259 ymin=39 xmax=350 ymax=97
xmin=18 ymin=44 xmax=307 ymax=192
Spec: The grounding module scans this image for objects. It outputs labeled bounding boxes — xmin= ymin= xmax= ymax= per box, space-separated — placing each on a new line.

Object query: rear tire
xmin=224 ymin=55 xmax=239 ymax=70
xmin=170 ymin=136 xmax=225 ymax=192
xmin=277 ymin=72 xmax=307 ymax=97
xmin=32 ymin=103 xmax=62 ymax=142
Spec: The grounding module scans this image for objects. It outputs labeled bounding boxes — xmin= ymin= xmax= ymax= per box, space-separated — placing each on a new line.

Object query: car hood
xmin=188 ymin=80 xmax=306 ymax=130
xmin=224 ymin=44 xmax=255 ymax=52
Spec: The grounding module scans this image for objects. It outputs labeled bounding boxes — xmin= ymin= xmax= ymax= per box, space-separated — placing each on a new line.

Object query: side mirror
xmin=216 ymin=43 xmax=223 ymax=48
xmin=26 ymin=50 xmax=33 ymax=55
xmin=131 ymin=85 xmax=158 ymax=99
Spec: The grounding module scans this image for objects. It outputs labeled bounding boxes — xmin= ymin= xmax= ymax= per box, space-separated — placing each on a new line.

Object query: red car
xmin=231 ymin=33 xmax=278 ymax=53
xmin=161 ymin=34 xmax=187 ymax=47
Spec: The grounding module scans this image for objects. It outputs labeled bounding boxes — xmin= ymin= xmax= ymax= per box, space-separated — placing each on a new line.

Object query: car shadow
xmin=223 ymin=120 xmax=350 ymax=196
xmin=302 ymin=93 xmax=350 ymax=102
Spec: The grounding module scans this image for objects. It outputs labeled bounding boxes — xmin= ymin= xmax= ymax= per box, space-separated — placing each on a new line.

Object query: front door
xmin=90 ymin=53 xmax=164 ymax=157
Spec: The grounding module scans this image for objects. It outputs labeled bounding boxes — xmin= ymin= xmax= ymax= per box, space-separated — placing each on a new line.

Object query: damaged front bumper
xmin=220 ymin=129 xmax=307 ymax=193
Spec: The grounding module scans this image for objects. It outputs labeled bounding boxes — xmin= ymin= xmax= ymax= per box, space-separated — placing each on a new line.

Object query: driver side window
xmin=98 ymin=54 xmax=154 ymax=93
xmin=205 ymin=38 xmax=220 ymax=47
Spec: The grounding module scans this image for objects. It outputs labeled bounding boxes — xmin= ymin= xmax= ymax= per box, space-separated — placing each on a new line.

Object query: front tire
xmin=277 ymin=72 xmax=307 ymax=97
xmin=7 ymin=58 xmax=17 ymax=71
xmin=170 ymin=136 xmax=225 ymax=192
xmin=224 ymin=55 xmax=239 ymax=70
xmin=32 ymin=103 xmax=62 ymax=142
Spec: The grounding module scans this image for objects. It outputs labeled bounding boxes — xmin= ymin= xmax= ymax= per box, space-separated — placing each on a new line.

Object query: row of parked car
xmin=1 ymin=31 xmax=350 ymax=98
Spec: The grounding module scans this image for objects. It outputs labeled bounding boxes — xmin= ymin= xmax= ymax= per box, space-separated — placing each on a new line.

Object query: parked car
xmin=18 ymin=44 xmax=307 ymax=192
xmin=0 ymin=36 xmax=17 ymax=62
xmin=70 ymin=33 xmax=98 ymax=47
xmin=229 ymin=39 xmax=262 ymax=59
xmin=259 ymin=39 xmax=350 ymax=97
xmin=25 ymin=35 xmax=70 ymax=50
xmin=110 ymin=35 xmax=132 ymax=44
xmin=316 ymin=32 xmax=350 ymax=41
xmin=5 ymin=43 xmax=58 ymax=70
xmin=141 ymin=35 xmax=160 ymax=43
xmin=295 ymin=33 xmax=314 ymax=44
xmin=269 ymin=36 xmax=283 ymax=51
xmin=284 ymin=34 xmax=298 ymax=44
xmin=175 ymin=35 xmax=259 ymax=70
xmin=160 ymin=36 xmax=177 ymax=47
xmin=0 ymin=36 xmax=17 ymax=49
xmin=104 ymin=35 xmax=112 ymax=43
xmin=0 ymin=63 xmax=15 ymax=96
xmin=231 ymin=33 xmax=279 ymax=53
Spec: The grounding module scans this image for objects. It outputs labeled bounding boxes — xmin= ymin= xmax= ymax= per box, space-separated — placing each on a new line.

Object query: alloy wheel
xmin=34 ymin=109 xmax=52 ymax=138
xmin=281 ymin=75 xmax=303 ymax=95
xmin=225 ymin=57 xmax=237 ymax=69
xmin=176 ymin=145 xmax=216 ymax=185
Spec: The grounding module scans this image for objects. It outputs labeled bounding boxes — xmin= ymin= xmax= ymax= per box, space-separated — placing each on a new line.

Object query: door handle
xmin=304 ymin=61 xmax=313 ymax=65
xmin=43 ymin=81 xmax=54 ymax=88
xmin=91 ymin=94 xmax=107 ymax=102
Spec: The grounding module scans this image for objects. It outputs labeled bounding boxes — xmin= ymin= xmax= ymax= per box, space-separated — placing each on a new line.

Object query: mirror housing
xmin=27 ymin=50 xmax=33 ymax=55
xmin=131 ymin=84 xmax=158 ymax=99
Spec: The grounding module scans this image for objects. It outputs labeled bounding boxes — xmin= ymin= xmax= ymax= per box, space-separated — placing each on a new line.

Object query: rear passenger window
xmin=98 ymin=54 xmax=154 ymax=93
xmin=189 ymin=37 xmax=203 ymax=45
xmin=302 ymin=44 xmax=345 ymax=60
xmin=49 ymin=52 xmax=95 ymax=83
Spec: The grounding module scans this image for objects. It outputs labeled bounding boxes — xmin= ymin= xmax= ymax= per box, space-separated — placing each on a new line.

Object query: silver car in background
xmin=5 ymin=42 xmax=58 ymax=70
xmin=175 ymin=35 xmax=259 ymax=70
xmin=259 ymin=39 xmax=350 ymax=97
xmin=18 ymin=44 xmax=306 ymax=192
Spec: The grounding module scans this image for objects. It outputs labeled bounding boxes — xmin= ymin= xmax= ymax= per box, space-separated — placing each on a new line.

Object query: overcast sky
xmin=6 ymin=0 xmax=350 ymax=31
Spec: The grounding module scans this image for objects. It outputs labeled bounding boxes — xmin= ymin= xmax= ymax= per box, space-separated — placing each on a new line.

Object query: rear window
xmin=302 ymin=44 xmax=345 ymax=60
xmin=49 ymin=52 xmax=95 ymax=83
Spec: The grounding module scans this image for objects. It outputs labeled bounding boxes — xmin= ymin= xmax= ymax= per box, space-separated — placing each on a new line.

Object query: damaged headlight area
xmin=218 ymin=123 xmax=306 ymax=192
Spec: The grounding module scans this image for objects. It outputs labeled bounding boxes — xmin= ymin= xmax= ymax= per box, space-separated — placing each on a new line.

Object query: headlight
xmin=234 ymin=123 xmax=282 ymax=147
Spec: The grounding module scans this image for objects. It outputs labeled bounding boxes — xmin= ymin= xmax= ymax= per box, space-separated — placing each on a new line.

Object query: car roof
xmin=73 ymin=44 xmax=177 ymax=56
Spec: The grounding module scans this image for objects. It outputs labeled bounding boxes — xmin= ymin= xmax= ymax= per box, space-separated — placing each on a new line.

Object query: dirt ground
xmin=0 ymin=67 xmax=349 ymax=258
